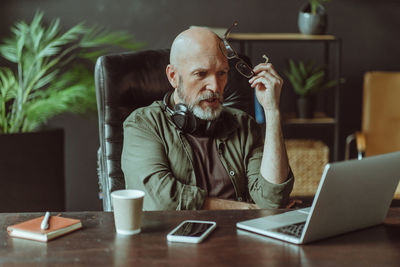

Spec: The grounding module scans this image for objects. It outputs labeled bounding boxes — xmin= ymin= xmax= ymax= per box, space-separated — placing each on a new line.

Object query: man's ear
xmin=166 ymin=64 xmax=178 ymax=88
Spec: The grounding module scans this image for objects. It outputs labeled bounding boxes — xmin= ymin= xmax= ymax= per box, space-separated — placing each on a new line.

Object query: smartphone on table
xmin=166 ymin=220 xmax=217 ymax=243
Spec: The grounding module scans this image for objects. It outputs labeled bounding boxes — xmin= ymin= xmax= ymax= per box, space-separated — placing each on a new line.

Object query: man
xmin=121 ymin=27 xmax=294 ymax=210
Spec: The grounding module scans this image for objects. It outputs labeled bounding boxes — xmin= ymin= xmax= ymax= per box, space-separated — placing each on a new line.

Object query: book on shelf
xmin=7 ymin=214 xmax=82 ymax=242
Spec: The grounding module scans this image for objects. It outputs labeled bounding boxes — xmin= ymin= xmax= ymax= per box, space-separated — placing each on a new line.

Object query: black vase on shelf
xmin=296 ymin=97 xmax=315 ymax=119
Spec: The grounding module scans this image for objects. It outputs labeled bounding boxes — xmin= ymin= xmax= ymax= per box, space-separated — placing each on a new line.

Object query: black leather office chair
xmin=95 ymin=49 xmax=254 ymax=211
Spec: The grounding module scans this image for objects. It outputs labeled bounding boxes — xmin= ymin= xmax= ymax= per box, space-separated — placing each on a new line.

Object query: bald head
xmin=170 ymin=27 xmax=225 ymax=68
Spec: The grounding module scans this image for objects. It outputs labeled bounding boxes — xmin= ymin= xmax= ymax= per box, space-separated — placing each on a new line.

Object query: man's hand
xmin=248 ymin=61 xmax=290 ymax=186
xmin=249 ymin=62 xmax=284 ymax=112
xmin=202 ymin=197 xmax=259 ymax=210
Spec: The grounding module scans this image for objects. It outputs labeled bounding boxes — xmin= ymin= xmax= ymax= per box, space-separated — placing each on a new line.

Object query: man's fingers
xmin=249 ymin=76 xmax=271 ymax=90
xmin=249 ymin=73 xmax=282 ymax=90
xmin=251 ymin=63 xmax=282 ymax=82
xmin=253 ymin=62 xmax=273 ymax=73
xmin=249 ymin=69 xmax=274 ymax=83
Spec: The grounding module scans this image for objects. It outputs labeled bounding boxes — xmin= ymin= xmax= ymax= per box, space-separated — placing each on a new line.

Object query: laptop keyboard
xmin=277 ymin=222 xmax=306 ymax=238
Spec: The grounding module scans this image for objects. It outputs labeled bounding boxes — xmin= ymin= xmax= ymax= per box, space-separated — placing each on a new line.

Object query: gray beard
xmin=176 ymin=78 xmax=223 ymax=121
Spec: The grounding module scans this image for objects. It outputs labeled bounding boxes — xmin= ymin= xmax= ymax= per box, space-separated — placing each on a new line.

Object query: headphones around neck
xmin=162 ymin=91 xmax=218 ymax=135
xmin=163 ymin=91 xmax=199 ymax=134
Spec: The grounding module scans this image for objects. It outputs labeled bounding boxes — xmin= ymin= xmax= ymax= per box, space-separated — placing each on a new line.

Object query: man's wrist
xmin=264 ymin=108 xmax=281 ymax=121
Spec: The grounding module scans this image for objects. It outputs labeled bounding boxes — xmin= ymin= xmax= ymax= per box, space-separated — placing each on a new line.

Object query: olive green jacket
xmin=121 ymin=101 xmax=294 ymax=211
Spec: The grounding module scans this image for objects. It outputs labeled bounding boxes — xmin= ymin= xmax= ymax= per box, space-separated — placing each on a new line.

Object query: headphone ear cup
xmin=162 ymin=91 xmax=174 ymax=115
xmin=172 ymin=103 xmax=197 ymax=133
xmin=163 ymin=91 xmax=198 ymax=133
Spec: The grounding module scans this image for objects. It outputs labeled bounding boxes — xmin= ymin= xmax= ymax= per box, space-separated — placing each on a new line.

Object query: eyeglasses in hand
xmin=219 ymin=21 xmax=255 ymax=78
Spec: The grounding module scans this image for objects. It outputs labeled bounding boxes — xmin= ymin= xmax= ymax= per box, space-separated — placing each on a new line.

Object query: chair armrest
xmin=97 ymin=147 xmax=113 ymax=211
xmin=355 ymin=132 xmax=366 ymax=154
xmin=345 ymin=131 xmax=366 ymax=160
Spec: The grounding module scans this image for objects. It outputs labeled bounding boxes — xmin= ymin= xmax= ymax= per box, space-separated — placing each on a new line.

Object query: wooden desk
xmin=1 ymin=208 xmax=400 ymax=266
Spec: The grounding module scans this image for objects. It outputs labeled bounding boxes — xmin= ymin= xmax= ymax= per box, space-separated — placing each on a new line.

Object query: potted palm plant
xmin=298 ymin=0 xmax=331 ymax=35
xmin=0 ymin=11 xmax=143 ymax=212
xmin=284 ymin=59 xmax=340 ymax=118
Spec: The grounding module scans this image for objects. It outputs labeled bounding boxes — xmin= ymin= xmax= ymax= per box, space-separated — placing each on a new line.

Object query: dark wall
xmin=1 ymin=0 xmax=399 ymax=211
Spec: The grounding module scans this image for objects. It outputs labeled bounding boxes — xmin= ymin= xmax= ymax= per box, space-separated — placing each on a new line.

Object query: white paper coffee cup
xmin=111 ymin=189 xmax=145 ymax=235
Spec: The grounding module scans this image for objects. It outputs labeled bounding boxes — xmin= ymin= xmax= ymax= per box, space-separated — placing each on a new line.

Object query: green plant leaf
xmin=0 ymin=67 xmax=18 ymax=101
xmin=284 ymin=58 xmax=343 ymax=97
xmin=0 ymin=42 xmax=18 ymax=62
xmin=289 ymin=60 xmax=303 ymax=84
xmin=285 ymin=59 xmax=307 ymax=95
xmin=321 ymin=78 xmax=344 ymax=90
xmin=298 ymin=61 xmax=308 ymax=79
xmin=0 ymin=67 xmax=19 ymax=133
xmin=309 ymin=0 xmax=332 ymax=14
xmin=43 ymin=18 xmax=61 ymax=43
xmin=304 ymin=70 xmax=324 ymax=89
xmin=32 ymin=70 xmax=59 ymax=91
xmin=0 ymin=10 xmax=144 ymax=133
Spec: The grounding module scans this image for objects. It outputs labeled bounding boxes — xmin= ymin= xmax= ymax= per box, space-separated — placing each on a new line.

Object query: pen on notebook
xmin=40 ymin=211 xmax=50 ymax=230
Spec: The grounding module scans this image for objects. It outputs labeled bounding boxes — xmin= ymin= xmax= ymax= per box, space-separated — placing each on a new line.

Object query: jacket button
xmin=229 ymin=171 xmax=235 ymax=176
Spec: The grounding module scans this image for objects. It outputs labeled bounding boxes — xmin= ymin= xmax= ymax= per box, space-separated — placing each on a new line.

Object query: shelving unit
xmin=229 ymin=33 xmax=342 ymax=161
xmin=282 ymin=112 xmax=335 ymax=125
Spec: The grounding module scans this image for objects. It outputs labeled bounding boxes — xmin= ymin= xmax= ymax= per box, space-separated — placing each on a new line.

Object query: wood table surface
xmin=1 ymin=208 xmax=400 ymax=266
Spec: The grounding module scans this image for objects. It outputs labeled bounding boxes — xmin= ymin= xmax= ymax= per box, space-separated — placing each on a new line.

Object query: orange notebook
xmin=7 ymin=215 xmax=82 ymax=242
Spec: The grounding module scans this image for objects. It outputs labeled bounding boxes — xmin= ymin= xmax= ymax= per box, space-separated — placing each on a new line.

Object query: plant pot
xmin=0 ymin=128 xmax=65 ymax=212
xmin=298 ymin=3 xmax=327 ymax=35
xmin=296 ymin=97 xmax=315 ymax=118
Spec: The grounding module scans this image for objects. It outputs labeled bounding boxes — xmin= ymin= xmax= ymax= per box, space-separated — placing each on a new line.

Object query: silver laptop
xmin=237 ymin=151 xmax=400 ymax=244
